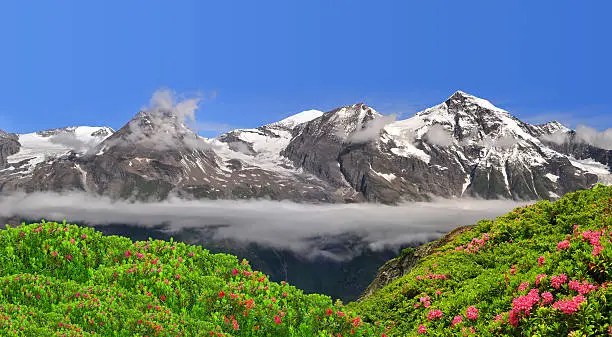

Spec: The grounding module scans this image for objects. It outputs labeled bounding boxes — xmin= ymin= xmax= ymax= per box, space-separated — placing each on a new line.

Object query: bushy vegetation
xmin=2 ymin=184 xmax=611 ymax=336
xmin=0 ymin=221 xmax=388 ymax=336
xmin=347 ymin=184 xmax=612 ymax=336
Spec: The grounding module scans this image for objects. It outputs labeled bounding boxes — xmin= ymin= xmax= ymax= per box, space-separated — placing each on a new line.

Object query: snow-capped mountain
xmin=1 ymin=91 xmax=610 ymax=204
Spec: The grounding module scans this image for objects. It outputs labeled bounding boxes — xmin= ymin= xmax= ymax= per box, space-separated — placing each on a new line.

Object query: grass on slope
xmin=347 ymin=184 xmax=612 ymax=336
xmin=0 ymin=221 xmax=389 ymax=336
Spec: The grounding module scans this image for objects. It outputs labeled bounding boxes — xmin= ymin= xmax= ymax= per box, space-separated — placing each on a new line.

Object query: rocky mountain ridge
xmin=1 ymin=91 xmax=610 ymax=203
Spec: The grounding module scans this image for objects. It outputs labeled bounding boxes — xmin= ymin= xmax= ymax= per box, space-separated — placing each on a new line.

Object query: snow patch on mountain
xmin=569 ymin=157 xmax=612 ymax=185
xmin=5 ymin=126 xmax=113 ymax=175
xmin=269 ymin=110 xmax=324 ymax=129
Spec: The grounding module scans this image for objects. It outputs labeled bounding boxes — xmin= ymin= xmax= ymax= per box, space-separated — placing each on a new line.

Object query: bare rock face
xmin=0 ymin=91 xmax=610 ymax=203
xmin=0 ymin=130 xmax=20 ymax=169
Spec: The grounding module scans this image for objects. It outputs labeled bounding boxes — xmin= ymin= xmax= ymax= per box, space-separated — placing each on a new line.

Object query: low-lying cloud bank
xmin=0 ymin=191 xmax=533 ymax=260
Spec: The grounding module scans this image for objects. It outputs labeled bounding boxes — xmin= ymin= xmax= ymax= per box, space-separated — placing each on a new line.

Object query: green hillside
xmin=0 ymin=222 xmax=388 ymax=336
xmin=1 ymin=184 xmax=611 ymax=336
xmin=347 ymin=184 xmax=612 ymax=336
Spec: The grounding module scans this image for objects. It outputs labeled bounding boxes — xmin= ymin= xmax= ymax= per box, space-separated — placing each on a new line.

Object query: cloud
xmin=423 ymin=124 xmax=454 ymax=147
xmin=573 ymin=125 xmax=612 ymax=150
xmin=346 ymin=114 xmax=397 ymax=143
xmin=539 ymin=124 xmax=612 ymax=150
xmin=0 ymin=190 xmax=532 ymax=261
xmin=47 ymin=132 xmax=101 ymax=154
xmin=540 ymin=130 xmax=571 ymax=145
xmin=99 ymin=89 xmax=221 ymax=153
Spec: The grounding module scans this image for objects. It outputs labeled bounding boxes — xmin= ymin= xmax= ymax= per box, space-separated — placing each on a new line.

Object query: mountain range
xmin=1 ymin=91 xmax=610 ymax=203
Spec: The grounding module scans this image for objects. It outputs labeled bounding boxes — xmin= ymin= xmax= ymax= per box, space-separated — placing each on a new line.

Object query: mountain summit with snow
xmin=0 ymin=91 xmax=610 ymax=203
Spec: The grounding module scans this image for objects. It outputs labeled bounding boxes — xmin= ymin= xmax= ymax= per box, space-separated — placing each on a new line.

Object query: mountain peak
xmin=443 ymin=90 xmax=508 ymax=116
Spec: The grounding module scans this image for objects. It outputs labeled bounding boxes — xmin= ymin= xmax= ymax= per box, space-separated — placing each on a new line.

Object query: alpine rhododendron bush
xmin=0 ymin=222 xmax=388 ymax=336
xmin=347 ymin=184 xmax=612 ymax=336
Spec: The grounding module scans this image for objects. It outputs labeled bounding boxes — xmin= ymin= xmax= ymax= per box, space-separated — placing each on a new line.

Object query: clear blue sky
xmin=1 ymin=1 xmax=611 ymax=137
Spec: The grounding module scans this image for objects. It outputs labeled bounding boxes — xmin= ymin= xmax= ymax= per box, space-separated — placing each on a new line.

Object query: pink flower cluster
xmin=455 ymin=233 xmax=491 ymax=253
xmin=427 ymin=309 xmax=443 ymax=320
xmin=550 ymin=274 xmax=567 ymax=289
xmin=568 ymin=279 xmax=598 ymax=295
xmin=541 ymin=292 xmax=554 ymax=305
xmin=537 ymin=256 xmax=545 ymax=267
xmin=417 ymin=324 xmax=427 ymax=334
xmin=451 ymin=315 xmax=463 ymax=327
xmin=552 ymin=295 xmax=586 ymax=314
xmin=416 ymin=274 xmax=448 ymax=281
xmin=465 ymin=306 xmax=478 ymax=320
xmin=557 ymin=240 xmax=570 ymax=250
xmin=580 ymin=230 xmax=606 ymax=256
xmin=414 ymin=295 xmax=432 ymax=309
xmin=511 ymin=288 xmax=540 ymax=316
xmin=517 ymin=281 xmax=530 ymax=292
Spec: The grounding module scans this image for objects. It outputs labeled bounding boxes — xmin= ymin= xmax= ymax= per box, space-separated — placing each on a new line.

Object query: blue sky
xmin=0 ymin=1 xmax=611 ymax=137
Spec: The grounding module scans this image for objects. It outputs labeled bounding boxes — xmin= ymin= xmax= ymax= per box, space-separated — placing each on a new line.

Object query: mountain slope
xmin=347 ymin=184 xmax=612 ymax=336
xmin=0 ymin=220 xmax=388 ymax=336
xmin=0 ymin=91 xmax=610 ymax=203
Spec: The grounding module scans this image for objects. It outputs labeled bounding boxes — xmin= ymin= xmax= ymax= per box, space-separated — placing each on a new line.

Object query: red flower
xmin=274 ymin=315 xmax=282 ymax=324
xmin=417 ymin=324 xmax=427 ymax=334
xmin=427 ymin=309 xmax=443 ymax=320
xmin=557 ymin=240 xmax=570 ymax=250
xmin=552 ymin=295 xmax=585 ymax=314
xmin=551 ymin=274 xmax=568 ymax=289
xmin=218 ymin=290 xmax=225 ymax=298
xmin=465 ymin=306 xmax=478 ymax=320
xmin=541 ymin=292 xmax=553 ymax=305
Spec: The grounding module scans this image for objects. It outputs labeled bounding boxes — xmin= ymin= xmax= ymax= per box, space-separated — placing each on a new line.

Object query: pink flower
xmin=417 ymin=324 xmax=427 ymax=334
xmin=451 ymin=315 xmax=463 ymax=327
xmin=427 ymin=309 xmax=443 ymax=320
xmin=557 ymin=240 xmax=570 ymax=250
xmin=581 ymin=230 xmax=601 ymax=246
xmin=568 ymin=279 xmax=598 ymax=295
xmin=551 ymin=274 xmax=568 ymax=289
xmin=518 ymin=281 xmax=530 ymax=292
xmin=435 ymin=290 xmax=442 ymax=296
xmin=274 ymin=315 xmax=282 ymax=324
xmin=125 ymin=250 xmax=132 ymax=257
xmin=552 ymin=295 xmax=586 ymax=314
xmin=592 ymin=245 xmax=604 ymax=256
xmin=420 ymin=296 xmax=431 ymax=303
xmin=427 ymin=309 xmax=442 ymax=321
xmin=494 ymin=314 xmax=504 ymax=323
xmin=537 ymin=256 xmax=545 ymax=267
xmin=231 ymin=268 xmax=239 ymax=276
xmin=512 ymin=289 xmax=539 ymax=315
xmin=465 ymin=306 xmax=478 ymax=320
xmin=423 ymin=301 xmax=431 ymax=308
xmin=541 ymin=292 xmax=553 ymax=305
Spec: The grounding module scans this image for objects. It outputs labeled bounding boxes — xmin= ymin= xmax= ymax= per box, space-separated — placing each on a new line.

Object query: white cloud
xmin=0 ymin=190 xmax=532 ymax=261
xmin=574 ymin=125 xmax=612 ymax=150
xmin=347 ymin=114 xmax=397 ymax=144
xmin=539 ymin=124 xmax=612 ymax=150
xmin=423 ymin=124 xmax=454 ymax=147
xmin=99 ymin=89 xmax=222 ymax=152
